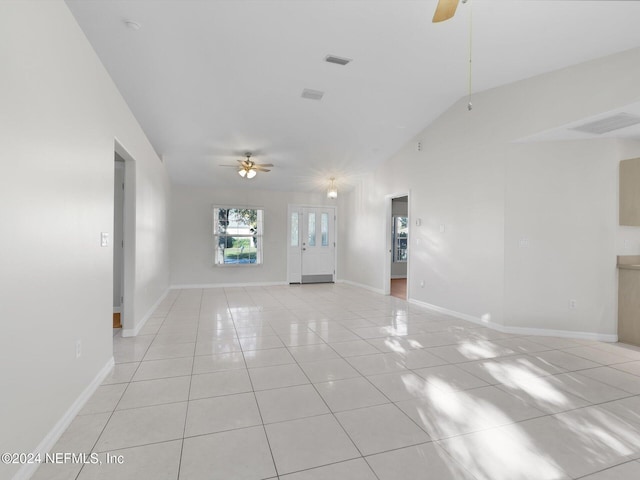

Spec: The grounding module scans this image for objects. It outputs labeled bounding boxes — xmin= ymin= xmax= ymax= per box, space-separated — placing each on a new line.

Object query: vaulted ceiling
xmin=66 ymin=0 xmax=640 ymax=192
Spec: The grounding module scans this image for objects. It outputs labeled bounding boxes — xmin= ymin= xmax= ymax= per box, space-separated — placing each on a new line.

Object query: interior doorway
xmin=114 ymin=140 xmax=136 ymax=335
xmin=113 ymin=154 xmax=125 ymax=328
xmin=385 ymin=194 xmax=409 ymax=299
xmin=287 ymin=205 xmax=336 ymax=284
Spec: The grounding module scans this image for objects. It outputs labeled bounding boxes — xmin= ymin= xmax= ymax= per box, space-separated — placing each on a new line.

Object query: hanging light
xmin=327 ymin=177 xmax=338 ymax=199
xmin=238 ymin=165 xmax=257 ymax=179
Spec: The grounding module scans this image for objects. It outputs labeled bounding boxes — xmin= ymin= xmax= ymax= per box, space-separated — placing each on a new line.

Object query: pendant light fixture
xmin=327 ymin=177 xmax=338 ymax=199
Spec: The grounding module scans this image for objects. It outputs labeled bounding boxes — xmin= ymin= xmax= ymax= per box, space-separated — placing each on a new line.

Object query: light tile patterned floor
xmin=34 ymin=284 xmax=640 ymax=479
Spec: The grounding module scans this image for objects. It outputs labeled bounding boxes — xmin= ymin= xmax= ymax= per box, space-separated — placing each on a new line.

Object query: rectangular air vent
xmin=325 ymin=55 xmax=351 ymax=66
xmin=301 ymin=88 xmax=324 ymax=101
xmin=571 ymin=113 xmax=640 ymax=135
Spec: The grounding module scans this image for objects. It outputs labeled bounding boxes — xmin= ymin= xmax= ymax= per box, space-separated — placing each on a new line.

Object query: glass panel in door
xmin=321 ymin=213 xmax=329 ymax=246
xmin=291 ymin=212 xmax=299 ymax=246
xmin=308 ymin=213 xmax=316 ymax=246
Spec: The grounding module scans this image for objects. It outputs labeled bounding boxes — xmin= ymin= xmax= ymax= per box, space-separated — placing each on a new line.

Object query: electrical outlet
xmin=76 ymin=339 xmax=82 ymax=358
xmin=569 ymin=299 xmax=577 ymax=310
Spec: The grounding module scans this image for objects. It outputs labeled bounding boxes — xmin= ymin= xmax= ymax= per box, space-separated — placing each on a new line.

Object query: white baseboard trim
xmin=13 ymin=357 xmax=115 ymax=480
xmin=336 ymin=279 xmax=385 ymax=295
xmin=498 ymin=325 xmax=618 ymax=343
xmin=170 ymin=281 xmax=289 ymax=290
xmin=122 ymin=288 xmax=169 ymax=337
xmin=409 ymin=298 xmax=486 ymax=325
xmin=408 ymin=298 xmax=618 ymax=343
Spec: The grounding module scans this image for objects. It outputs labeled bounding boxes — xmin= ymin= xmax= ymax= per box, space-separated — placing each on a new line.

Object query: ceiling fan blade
xmin=432 ymin=0 xmax=459 ymax=23
xmin=254 ymin=167 xmax=271 ymax=172
xmin=255 ymin=163 xmax=274 ymax=168
xmin=219 ymin=165 xmax=239 ymax=168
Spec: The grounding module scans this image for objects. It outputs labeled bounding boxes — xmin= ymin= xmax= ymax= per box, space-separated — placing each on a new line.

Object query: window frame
xmin=213 ymin=206 xmax=264 ymax=266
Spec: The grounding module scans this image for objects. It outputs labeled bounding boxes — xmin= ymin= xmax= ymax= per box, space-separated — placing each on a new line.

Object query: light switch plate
xmin=101 ymin=232 xmax=110 ymax=247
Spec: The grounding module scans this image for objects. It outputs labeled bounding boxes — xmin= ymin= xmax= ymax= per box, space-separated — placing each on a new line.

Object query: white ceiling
xmin=66 ymin=0 xmax=640 ymax=193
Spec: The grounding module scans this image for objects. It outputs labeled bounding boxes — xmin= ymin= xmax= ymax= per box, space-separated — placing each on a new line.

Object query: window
xmin=213 ymin=207 xmax=263 ymax=265
xmin=393 ymin=216 xmax=408 ymax=262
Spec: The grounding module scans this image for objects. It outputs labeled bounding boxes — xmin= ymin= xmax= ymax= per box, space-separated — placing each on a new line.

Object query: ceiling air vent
xmin=301 ymin=89 xmax=324 ymax=101
xmin=571 ymin=113 xmax=640 ymax=135
xmin=325 ymin=55 xmax=351 ymax=66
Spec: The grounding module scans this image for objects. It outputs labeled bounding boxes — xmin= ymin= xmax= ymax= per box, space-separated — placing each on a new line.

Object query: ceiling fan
xmin=432 ymin=0 xmax=467 ymax=23
xmin=220 ymin=153 xmax=273 ymax=179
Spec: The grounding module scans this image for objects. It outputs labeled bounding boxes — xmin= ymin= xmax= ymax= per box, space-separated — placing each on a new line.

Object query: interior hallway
xmin=34 ymin=284 xmax=640 ymax=480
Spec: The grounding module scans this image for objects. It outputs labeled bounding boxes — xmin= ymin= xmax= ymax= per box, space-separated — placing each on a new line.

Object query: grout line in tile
xmin=176 ymin=288 xmax=203 ymax=480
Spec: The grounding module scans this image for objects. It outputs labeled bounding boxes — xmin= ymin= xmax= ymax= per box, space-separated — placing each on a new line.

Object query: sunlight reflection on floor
xmin=396 ymin=353 xmax=640 ymax=480
xmin=400 ymin=377 xmax=566 ymax=479
xmin=458 ymin=339 xmax=507 ymax=360
xmin=485 ymin=361 xmax=569 ymax=406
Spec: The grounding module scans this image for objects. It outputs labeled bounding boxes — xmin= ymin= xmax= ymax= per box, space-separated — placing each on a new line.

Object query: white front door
xmin=288 ymin=205 xmax=335 ymax=283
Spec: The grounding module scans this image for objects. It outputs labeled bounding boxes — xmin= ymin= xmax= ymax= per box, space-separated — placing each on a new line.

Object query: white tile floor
xmin=34 ymin=284 xmax=640 ymax=480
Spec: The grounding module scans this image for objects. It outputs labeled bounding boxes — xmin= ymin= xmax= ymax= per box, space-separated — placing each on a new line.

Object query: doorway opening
xmin=385 ymin=194 xmax=409 ymax=299
xmin=287 ymin=205 xmax=336 ymax=284
xmin=114 ymin=140 xmax=136 ymax=335
xmin=113 ymin=154 xmax=125 ymax=328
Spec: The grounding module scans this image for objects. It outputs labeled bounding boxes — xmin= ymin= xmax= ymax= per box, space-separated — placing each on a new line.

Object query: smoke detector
xmin=124 ymin=20 xmax=141 ymax=30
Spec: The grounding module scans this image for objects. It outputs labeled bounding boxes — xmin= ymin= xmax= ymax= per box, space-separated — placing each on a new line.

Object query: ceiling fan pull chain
xmin=467 ymin=0 xmax=473 ymax=111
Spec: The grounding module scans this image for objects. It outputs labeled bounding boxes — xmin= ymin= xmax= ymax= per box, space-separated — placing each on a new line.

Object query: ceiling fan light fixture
xmin=327 ymin=177 xmax=338 ymax=199
xmin=238 ymin=168 xmax=247 ymax=178
xmin=246 ymin=168 xmax=257 ymax=179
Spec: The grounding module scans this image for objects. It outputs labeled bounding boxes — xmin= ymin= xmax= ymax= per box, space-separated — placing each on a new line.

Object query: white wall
xmin=341 ymin=47 xmax=640 ymax=338
xmin=0 ymin=2 xmax=171 ymax=478
xmin=503 ymin=139 xmax=619 ymax=335
xmin=171 ymin=184 xmax=337 ymax=286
